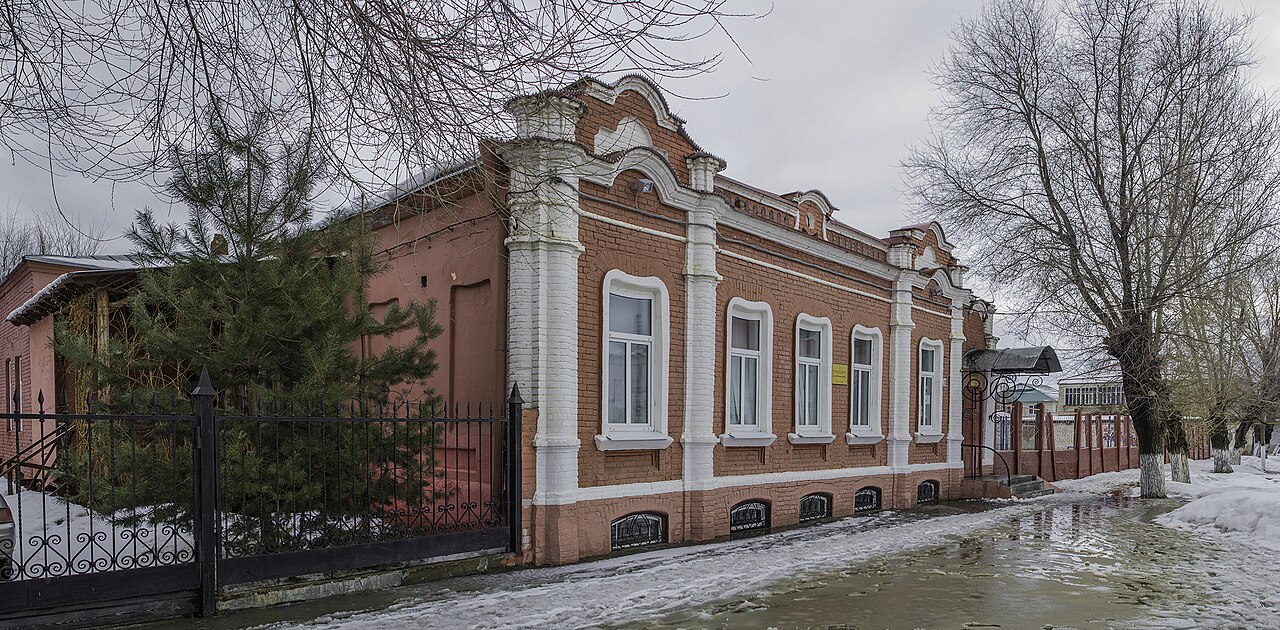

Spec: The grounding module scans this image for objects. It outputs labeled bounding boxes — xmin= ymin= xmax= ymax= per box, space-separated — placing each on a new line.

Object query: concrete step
xmin=1001 ymin=474 xmax=1037 ymax=487
xmin=1017 ymin=488 xmax=1056 ymax=499
xmin=1009 ymin=480 xmax=1044 ymax=495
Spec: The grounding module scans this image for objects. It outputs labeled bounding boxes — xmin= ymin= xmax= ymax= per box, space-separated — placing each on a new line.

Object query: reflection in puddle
xmin=638 ymin=496 xmax=1205 ymax=630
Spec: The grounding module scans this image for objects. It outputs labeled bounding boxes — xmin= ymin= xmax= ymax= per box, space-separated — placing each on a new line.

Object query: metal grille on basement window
xmin=917 ymin=480 xmax=940 ymax=505
xmin=729 ymin=501 xmax=770 ymax=532
xmin=854 ymin=487 xmax=882 ymax=513
xmin=798 ymin=494 xmax=832 ymax=523
xmin=610 ymin=513 xmax=665 ymax=550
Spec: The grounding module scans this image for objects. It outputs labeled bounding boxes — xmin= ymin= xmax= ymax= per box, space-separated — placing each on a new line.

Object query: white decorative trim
xmin=718 ymin=249 xmax=890 ymax=304
xmin=593 ymin=116 xmax=662 ymax=156
xmin=849 ymin=324 xmax=884 ymax=437
xmin=788 ymin=432 xmax=837 ymax=445
xmin=917 ymin=337 xmax=945 ymax=437
xmin=719 ymin=431 xmax=778 ymax=448
xmin=717 ymin=210 xmax=897 ymax=283
xmin=724 ymin=297 xmax=773 ymax=436
xmin=594 ymin=434 xmax=675 ymax=451
xmin=578 ymin=209 xmax=686 ymax=243
xmin=578 ymin=147 xmax=714 ymax=214
xmin=581 ymin=76 xmax=684 ymax=131
xmin=794 ymin=313 xmax=834 ymax=439
xmin=846 ymin=432 xmax=885 ymax=446
xmin=598 ymin=270 xmax=672 ymax=450
xmin=569 ymin=461 xmax=964 ymax=503
xmin=914 ymin=432 xmax=945 ymax=444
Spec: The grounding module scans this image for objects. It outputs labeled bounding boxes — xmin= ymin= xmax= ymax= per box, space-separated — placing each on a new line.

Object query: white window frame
xmin=720 ymin=298 xmax=776 ymax=448
xmin=790 ymin=313 xmax=835 ymax=445
xmin=846 ymin=325 xmax=884 ymax=445
xmin=595 ymin=270 xmax=673 ymax=451
xmin=916 ymin=338 xmax=945 ymax=443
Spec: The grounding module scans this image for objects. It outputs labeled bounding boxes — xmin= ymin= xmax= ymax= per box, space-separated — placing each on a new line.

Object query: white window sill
xmin=788 ymin=432 xmax=837 ymax=445
xmin=594 ymin=433 xmax=674 ymax=451
xmin=719 ymin=430 xmax=777 ymax=447
xmin=914 ymin=431 xmax=945 ymax=444
xmin=845 ymin=431 xmax=885 ymax=446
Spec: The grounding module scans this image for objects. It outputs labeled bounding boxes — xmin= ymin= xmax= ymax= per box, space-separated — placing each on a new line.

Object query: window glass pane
xmin=742 ymin=356 xmax=757 ymax=426
xmin=799 ymin=327 xmax=821 ymax=359
xmin=729 ymin=356 xmax=742 ymax=425
xmin=610 ymin=293 xmax=652 ymax=335
xmin=608 ymin=341 xmax=627 ymax=423
xmin=730 ymin=316 xmax=760 ymax=351
xmin=921 ymin=348 xmax=935 ymax=372
xmin=806 ymin=365 xmax=819 ymax=425
xmin=630 ymin=343 xmax=650 ymax=424
xmin=853 ymin=338 xmax=872 ymax=365
xmin=854 ymin=370 xmax=871 ymax=425
xmin=921 ymin=376 xmax=933 ymax=426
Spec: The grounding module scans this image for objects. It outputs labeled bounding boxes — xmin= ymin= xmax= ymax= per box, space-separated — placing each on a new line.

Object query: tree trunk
xmin=1167 ymin=414 xmax=1191 ymax=483
xmin=1211 ymin=420 xmax=1234 ymax=473
xmin=1109 ymin=327 xmax=1167 ymax=498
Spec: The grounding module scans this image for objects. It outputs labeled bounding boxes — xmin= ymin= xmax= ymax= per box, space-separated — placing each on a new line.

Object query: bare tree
xmin=1167 ymin=274 xmax=1255 ymax=475
xmin=0 ymin=0 xmax=746 ymax=202
xmin=0 ymin=204 xmax=103 ymax=278
xmin=906 ymin=0 xmax=1280 ymax=497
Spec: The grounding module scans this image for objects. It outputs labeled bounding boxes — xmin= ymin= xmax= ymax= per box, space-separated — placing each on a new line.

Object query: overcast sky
xmin=3 ymin=0 xmax=1279 ymax=253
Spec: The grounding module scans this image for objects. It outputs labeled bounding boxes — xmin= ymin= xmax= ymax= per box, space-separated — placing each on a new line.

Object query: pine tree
xmin=53 ymin=113 xmax=444 ymax=551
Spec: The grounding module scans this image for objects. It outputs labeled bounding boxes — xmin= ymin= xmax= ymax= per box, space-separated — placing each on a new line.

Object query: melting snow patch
xmin=1157 ymin=487 xmax=1280 ymax=551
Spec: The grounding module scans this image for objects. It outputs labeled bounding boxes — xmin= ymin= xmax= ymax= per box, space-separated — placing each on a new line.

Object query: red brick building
xmin=356 ymin=75 xmax=998 ymax=564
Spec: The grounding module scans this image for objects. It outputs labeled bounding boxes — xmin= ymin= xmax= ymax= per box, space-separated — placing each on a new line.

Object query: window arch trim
xmin=720 ymin=297 xmax=777 ymax=448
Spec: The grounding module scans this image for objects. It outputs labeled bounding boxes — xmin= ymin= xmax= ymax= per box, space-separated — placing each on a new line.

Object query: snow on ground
xmin=0 ymin=490 xmax=192 ymax=578
xmin=268 ymin=501 xmax=1064 ymax=630
xmin=259 ymin=459 xmax=1280 ymax=630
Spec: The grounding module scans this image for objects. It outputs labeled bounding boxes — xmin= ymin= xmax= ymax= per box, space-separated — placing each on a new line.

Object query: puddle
xmin=633 ymin=496 xmax=1203 ymax=630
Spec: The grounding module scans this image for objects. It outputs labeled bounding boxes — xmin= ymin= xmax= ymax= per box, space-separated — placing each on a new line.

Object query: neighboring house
xmin=0 ymin=75 xmax=1004 ymax=565
xmin=0 ymin=255 xmax=141 ymax=462
xmin=1057 ymin=364 xmax=1126 ymax=415
xmin=1011 ymin=382 xmax=1058 ymax=414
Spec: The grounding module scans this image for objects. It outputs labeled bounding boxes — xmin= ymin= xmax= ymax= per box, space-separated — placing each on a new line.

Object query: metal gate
xmin=0 ymin=371 xmax=522 ymax=627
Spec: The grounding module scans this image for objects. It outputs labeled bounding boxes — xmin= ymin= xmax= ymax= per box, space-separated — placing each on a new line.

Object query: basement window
xmin=610 ymin=513 xmax=666 ymax=550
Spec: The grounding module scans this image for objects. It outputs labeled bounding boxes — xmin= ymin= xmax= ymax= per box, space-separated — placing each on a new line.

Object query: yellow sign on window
xmin=832 ymin=363 xmax=849 ymax=386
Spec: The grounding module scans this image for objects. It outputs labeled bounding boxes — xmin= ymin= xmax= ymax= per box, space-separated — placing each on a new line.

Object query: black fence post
xmin=506 ymin=384 xmax=524 ymax=557
xmin=191 ymin=367 xmax=218 ymax=617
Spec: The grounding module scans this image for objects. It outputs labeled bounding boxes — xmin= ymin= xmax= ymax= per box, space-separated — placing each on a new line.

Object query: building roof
xmin=22 ymin=254 xmax=139 ymax=271
xmin=963 ymin=346 xmax=1062 ymax=374
xmin=1011 ymin=383 xmax=1058 ymax=404
xmin=7 ymin=266 xmax=143 ymax=326
xmin=1057 ymin=363 xmax=1123 ymax=385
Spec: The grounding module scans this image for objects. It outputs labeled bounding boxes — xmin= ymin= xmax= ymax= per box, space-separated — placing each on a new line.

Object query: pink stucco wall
xmin=367 ymin=184 xmax=508 ymax=408
xmin=0 ymin=261 xmax=81 ymax=461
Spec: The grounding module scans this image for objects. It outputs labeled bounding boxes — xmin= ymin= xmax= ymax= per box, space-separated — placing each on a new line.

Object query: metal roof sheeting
xmin=963 ymin=346 xmax=1062 ymax=375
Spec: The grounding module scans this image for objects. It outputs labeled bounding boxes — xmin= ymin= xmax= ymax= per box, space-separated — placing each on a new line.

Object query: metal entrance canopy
xmin=963 ymin=346 xmax=1062 ymax=375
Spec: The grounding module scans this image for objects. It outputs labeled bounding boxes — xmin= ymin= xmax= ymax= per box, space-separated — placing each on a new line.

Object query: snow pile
xmin=1 ymin=490 xmax=193 ymax=579
xmin=1158 ymin=487 xmax=1280 ymax=551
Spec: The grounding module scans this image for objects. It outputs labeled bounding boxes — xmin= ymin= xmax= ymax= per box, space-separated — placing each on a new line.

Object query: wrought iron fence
xmin=0 ymin=370 xmax=523 ymax=625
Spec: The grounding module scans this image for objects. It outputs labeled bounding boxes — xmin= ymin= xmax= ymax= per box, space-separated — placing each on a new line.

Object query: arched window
xmin=799 ymin=493 xmax=832 ymax=523
xmin=729 ymin=500 xmax=770 ymax=533
xmin=610 ymin=512 xmax=666 ymax=550
xmin=917 ymin=480 xmax=940 ymax=505
xmin=854 ymin=486 xmax=882 ymax=513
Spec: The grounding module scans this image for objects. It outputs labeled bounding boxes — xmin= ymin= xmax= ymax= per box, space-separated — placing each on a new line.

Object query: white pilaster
xmin=886 ymin=242 xmax=917 ymax=470
xmin=503 ymin=94 xmax=587 ymax=507
xmin=946 ymin=300 xmax=966 ymax=464
xmin=682 ymin=154 xmax=725 ymax=487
